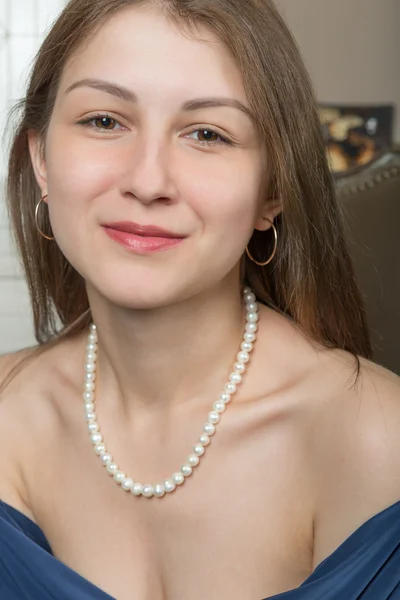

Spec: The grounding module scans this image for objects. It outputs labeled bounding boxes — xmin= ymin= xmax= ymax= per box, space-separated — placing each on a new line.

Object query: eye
xmin=186 ymin=128 xmax=235 ymax=147
xmin=77 ymin=114 xmax=125 ymax=131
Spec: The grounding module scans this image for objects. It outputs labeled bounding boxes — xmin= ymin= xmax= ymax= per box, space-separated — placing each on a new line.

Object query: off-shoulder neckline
xmin=2 ymin=497 xmax=400 ymax=600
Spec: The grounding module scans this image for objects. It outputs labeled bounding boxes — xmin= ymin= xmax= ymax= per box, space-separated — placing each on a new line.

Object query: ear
xmin=254 ymin=198 xmax=282 ymax=231
xmin=28 ymin=129 xmax=48 ymax=196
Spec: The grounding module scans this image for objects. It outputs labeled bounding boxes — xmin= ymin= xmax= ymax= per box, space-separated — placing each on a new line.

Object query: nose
xmin=119 ymin=132 xmax=179 ymax=206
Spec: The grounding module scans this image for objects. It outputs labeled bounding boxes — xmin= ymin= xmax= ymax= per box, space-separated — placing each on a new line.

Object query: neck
xmin=86 ymin=277 xmax=247 ymax=416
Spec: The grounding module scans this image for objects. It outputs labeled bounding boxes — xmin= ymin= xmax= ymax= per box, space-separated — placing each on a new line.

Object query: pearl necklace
xmin=83 ymin=286 xmax=259 ymax=498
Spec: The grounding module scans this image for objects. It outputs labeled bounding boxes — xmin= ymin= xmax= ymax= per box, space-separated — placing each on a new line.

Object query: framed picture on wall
xmin=318 ymin=104 xmax=395 ymax=175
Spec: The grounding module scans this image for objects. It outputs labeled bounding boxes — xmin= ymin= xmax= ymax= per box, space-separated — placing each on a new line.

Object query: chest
xmin=27 ymin=393 xmax=315 ymax=599
xmin=43 ymin=499 xmax=311 ymax=599
xmin=34 ymin=456 xmax=313 ymax=599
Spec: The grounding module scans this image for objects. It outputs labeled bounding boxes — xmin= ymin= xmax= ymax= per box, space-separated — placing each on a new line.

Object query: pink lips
xmin=102 ymin=221 xmax=185 ymax=254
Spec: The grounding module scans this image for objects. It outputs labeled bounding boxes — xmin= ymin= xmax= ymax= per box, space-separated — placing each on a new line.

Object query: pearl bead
xmin=229 ymin=372 xmax=242 ymax=384
xmin=114 ymin=471 xmax=126 ymax=484
xmin=142 ymin=484 xmax=154 ymax=497
xmin=85 ymin=290 xmax=258 ymax=499
xmin=246 ymin=302 xmax=258 ymax=313
xmin=95 ymin=443 xmax=106 ymax=455
xmin=131 ymin=483 xmax=143 ymax=496
xmin=122 ymin=478 xmax=134 ymax=491
xmin=204 ymin=423 xmax=216 ymax=436
xmin=208 ymin=411 xmax=220 ymax=424
xmin=225 ymin=382 xmax=237 ymax=394
xmin=243 ymin=332 xmax=256 ymax=343
xmin=244 ymin=292 xmax=256 ymax=303
xmin=154 ymin=484 xmax=166 ymax=497
xmin=237 ymin=351 xmax=250 ymax=363
xmin=164 ymin=479 xmax=176 ymax=493
xmin=188 ymin=454 xmax=200 ymax=467
xmin=172 ymin=472 xmax=185 ymax=485
xmin=199 ymin=434 xmax=210 ymax=446
xmin=213 ymin=401 xmax=226 ymax=413
xmin=219 ymin=392 xmax=231 ymax=403
xmin=100 ymin=453 xmax=112 ymax=464
xmin=88 ymin=422 xmax=99 ymax=433
xmin=193 ymin=444 xmax=205 ymax=456
xmin=106 ymin=462 xmax=118 ymax=474
xmin=246 ymin=312 xmax=259 ymax=323
xmin=91 ymin=432 xmax=103 ymax=444
xmin=241 ymin=341 xmax=253 ymax=352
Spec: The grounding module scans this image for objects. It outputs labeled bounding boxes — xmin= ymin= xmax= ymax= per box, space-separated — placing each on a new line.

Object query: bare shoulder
xmin=0 ymin=337 xmax=84 ymax=516
xmin=258 ymin=310 xmax=400 ymax=485
xmin=254 ymin=308 xmax=400 ymax=567
xmin=305 ymin=348 xmax=400 ymax=566
xmin=309 ymin=349 xmax=400 ymax=484
xmin=0 ymin=347 xmax=40 ymax=514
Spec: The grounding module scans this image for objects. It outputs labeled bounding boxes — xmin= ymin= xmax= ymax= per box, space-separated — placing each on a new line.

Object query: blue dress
xmin=1 ymin=498 xmax=400 ymax=599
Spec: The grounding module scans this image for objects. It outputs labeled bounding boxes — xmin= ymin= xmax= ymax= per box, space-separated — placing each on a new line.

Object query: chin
xmin=70 ymin=245 xmax=230 ymax=311
xmin=87 ymin=267 xmax=195 ymax=311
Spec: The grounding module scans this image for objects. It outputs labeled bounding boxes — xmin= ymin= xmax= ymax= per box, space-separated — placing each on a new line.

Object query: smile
xmin=102 ymin=222 xmax=186 ymax=254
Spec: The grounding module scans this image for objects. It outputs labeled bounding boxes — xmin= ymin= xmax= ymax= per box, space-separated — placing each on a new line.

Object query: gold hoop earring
xmin=35 ymin=195 xmax=55 ymax=241
xmin=245 ymin=218 xmax=278 ymax=266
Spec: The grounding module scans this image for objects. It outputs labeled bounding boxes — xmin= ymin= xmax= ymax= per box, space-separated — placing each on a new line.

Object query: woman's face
xmin=30 ymin=5 xmax=270 ymax=309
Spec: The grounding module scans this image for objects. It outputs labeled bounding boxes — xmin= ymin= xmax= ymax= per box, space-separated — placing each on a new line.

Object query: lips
xmin=102 ymin=221 xmax=186 ymax=254
xmin=103 ymin=221 xmax=184 ymax=239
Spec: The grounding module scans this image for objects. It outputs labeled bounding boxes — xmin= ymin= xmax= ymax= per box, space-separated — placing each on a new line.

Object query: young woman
xmin=1 ymin=1 xmax=400 ymax=598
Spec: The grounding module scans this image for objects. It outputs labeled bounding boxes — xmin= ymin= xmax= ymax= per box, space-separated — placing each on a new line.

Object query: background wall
xmin=0 ymin=0 xmax=399 ymax=353
xmin=276 ymin=0 xmax=400 ymax=141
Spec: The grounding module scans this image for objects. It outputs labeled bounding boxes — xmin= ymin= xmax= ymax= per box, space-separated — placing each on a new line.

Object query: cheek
xmin=188 ymin=159 xmax=263 ymax=241
xmin=45 ymin=129 xmax=119 ymax=206
xmin=44 ymin=129 xmax=124 ymax=246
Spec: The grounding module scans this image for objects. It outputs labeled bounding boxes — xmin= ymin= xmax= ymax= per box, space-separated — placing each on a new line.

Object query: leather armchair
xmin=336 ymin=148 xmax=400 ymax=374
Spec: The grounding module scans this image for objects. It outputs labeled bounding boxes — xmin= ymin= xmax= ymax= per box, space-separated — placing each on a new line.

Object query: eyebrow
xmin=65 ymin=78 xmax=256 ymax=123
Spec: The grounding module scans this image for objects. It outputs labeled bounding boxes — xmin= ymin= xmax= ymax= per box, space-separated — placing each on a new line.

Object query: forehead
xmin=59 ymin=4 xmax=248 ymax=103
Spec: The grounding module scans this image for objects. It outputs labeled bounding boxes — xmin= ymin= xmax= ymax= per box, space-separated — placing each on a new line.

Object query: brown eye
xmin=94 ymin=116 xmax=116 ymax=130
xmin=77 ymin=114 xmax=125 ymax=132
xmin=185 ymin=128 xmax=233 ymax=146
xmin=197 ymin=129 xmax=219 ymax=142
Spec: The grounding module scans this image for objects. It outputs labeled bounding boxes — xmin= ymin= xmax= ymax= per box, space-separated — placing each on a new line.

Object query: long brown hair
xmin=6 ymin=0 xmax=372 ymax=357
